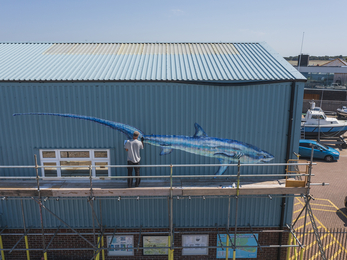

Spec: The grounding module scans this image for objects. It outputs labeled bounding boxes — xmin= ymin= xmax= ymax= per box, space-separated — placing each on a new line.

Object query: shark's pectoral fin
xmin=215 ymin=165 xmax=229 ymax=175
xmin=160 ymin=148 xmax=173 ymax=155
xmin=193 ymin=123 xmax=208 ymax=137
xmin=215 ymin=159 xmax=232 ymax=175
xmin=214 ymin=152 xmax=244 ymax=159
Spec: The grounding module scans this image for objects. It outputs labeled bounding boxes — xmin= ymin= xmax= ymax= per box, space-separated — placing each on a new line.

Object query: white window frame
xmin=40 ymin=149 xmax=110 ymax=177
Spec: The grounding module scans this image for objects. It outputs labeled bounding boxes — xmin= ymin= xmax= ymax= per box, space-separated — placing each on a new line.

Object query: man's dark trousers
xmin=127 ymin=161 xmax=141 ymax=188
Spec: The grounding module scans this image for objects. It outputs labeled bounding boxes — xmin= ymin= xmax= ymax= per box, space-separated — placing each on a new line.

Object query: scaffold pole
xmin=21 ymin=199 xmax=30 ymax=260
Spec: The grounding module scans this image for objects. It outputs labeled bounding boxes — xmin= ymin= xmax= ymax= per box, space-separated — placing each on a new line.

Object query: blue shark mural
xmin=13 ymin=113 xmax=274 ymax=175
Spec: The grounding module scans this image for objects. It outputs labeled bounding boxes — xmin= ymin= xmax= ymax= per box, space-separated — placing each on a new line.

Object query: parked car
xmin=299 ymin=140 xmax=340 ymax=162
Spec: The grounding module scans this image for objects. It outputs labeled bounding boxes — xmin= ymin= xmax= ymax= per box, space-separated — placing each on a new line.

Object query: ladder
xmin=304 ymin=195 xmax=326 ymax=260
xmin=300 ymin=126 xmax=305 ymax=139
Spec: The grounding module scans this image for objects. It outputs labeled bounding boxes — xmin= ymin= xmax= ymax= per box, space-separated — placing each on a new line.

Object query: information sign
xmin=143 ymin=236 xmax=169 ymax=255
xmin=107 ymin=235 xmax=134 ymax=256
xmin=216 ymin=234 xmax=258 ymax=258
xmin=182 ymin=234 xmax=209 ymax=255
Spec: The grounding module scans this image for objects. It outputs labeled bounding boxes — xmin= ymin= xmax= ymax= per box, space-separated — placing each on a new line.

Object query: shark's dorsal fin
xmin=160 ymin=148 xmax=173 ymax=156
xmin=193 ymin=123 xmax=208 ymax=137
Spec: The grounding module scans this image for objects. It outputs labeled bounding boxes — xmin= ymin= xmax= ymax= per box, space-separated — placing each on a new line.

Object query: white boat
xmin=301 ymin=101 xmax=347 ymax=138
xmin=333 ymin=83 xmax=347 ymax=90
xmin=314 ymin=83 xmax=346 ymax=90
xmin=337 ymin=106 xmax=347 ymax=118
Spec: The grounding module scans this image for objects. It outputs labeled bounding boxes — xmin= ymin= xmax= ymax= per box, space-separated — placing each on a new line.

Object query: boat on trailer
xmin=337 ymin=106 xmax=347 ymax=119
xmin=301 ymin=101 xmax=347 ymax=139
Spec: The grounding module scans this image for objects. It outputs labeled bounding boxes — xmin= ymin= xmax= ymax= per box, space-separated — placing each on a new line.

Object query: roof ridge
xmin=0 ymin=41 xmax=261 ymax=44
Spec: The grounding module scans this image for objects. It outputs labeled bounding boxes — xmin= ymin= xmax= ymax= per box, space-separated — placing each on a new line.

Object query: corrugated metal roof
xmin=0 ymin=42 xmax=305 ymax=82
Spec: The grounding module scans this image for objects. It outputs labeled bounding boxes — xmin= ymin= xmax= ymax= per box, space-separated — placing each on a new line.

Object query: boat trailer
xmin=317 ymin=135 xmax=347 ymax=149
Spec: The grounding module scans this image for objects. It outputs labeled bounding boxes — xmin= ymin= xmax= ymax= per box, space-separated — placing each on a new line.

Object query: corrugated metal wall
xmin=0 ymin=81 xmax=304 ymax=228
xmin=0 ymin=82 xmax=302 ymax=176
xmin=0 ymin=196 xmax=294 ymax=229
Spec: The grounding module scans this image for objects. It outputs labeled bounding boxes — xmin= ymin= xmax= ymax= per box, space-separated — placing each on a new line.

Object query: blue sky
xmin=1 ymin=0 xmax=346 ymax=57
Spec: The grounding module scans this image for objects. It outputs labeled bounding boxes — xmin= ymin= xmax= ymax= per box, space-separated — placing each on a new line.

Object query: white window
xmin=40 ymin=149 xmax=110 ymax=177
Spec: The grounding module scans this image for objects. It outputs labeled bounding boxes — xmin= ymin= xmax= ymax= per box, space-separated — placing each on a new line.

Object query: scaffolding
xmin=0 ymin=154 xmax=325 ymax=260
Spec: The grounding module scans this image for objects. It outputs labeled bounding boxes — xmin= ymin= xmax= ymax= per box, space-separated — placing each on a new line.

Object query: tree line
xmin=285 ymin=55 xmax=346 ymax=61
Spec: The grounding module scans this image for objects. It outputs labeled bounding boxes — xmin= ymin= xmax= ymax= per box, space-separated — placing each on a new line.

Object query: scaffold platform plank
xmin=0 ymin=179 xmax=307 ymax=197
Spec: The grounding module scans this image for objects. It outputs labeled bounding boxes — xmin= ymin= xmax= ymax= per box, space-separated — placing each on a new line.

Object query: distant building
xmin=295 ymin=57 xmax=347 ymax=88
xmin=293 ymin=56 xmax=347 ymax=111
xmin=320 ymin=58 xmax=347 ymax=86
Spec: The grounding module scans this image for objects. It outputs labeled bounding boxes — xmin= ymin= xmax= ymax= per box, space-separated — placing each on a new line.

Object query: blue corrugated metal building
xmin=0 ymin=42 xmax=306 ymax=259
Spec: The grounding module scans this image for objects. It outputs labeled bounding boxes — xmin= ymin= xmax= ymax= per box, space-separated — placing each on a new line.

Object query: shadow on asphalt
xmin=336 ymin=208 xmax=347 ymax=227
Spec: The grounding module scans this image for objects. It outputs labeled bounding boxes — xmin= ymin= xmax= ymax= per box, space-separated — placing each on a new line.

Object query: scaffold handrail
xmin=0 ymin=162 xmax=315 ymax=182
xmin=0 ymin=162 xmax=314 ymax=169
xmin=0 ymin=173 xmax=313 ymax=180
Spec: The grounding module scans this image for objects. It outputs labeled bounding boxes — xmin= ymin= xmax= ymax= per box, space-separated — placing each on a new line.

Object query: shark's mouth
xmin=260 ymin=157 xmax=274 ymax=163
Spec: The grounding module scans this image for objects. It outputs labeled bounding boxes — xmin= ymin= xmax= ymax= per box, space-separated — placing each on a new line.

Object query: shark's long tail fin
xmin=13 ymin=113 xmax=144 ymax=139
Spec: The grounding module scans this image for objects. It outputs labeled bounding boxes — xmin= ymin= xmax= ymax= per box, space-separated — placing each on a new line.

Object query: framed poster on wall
xmin=182 ymin=234 xmax=209 ymax=255
xmin=107 ymin=235 xmax=134 ymax=256
xmin=216 ymin=234 xmax=258 ymax=258
xmin=143 ymin=236 xmax=169 ymax=255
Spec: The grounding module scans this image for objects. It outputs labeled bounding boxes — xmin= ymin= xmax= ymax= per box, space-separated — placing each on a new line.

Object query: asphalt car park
xmin=290 ymin=139 xmax=347 ymax=258
xmin=295 ymin=139 xmax=347 ymax=229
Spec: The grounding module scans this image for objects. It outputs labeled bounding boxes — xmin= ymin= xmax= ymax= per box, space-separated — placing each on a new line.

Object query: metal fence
xmin=287 ymin=228 xmax=347 ymax=260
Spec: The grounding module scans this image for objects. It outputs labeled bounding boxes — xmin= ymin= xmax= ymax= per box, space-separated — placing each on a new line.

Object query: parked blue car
xmin=299 ymin=140 xmax=340 ymax=162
